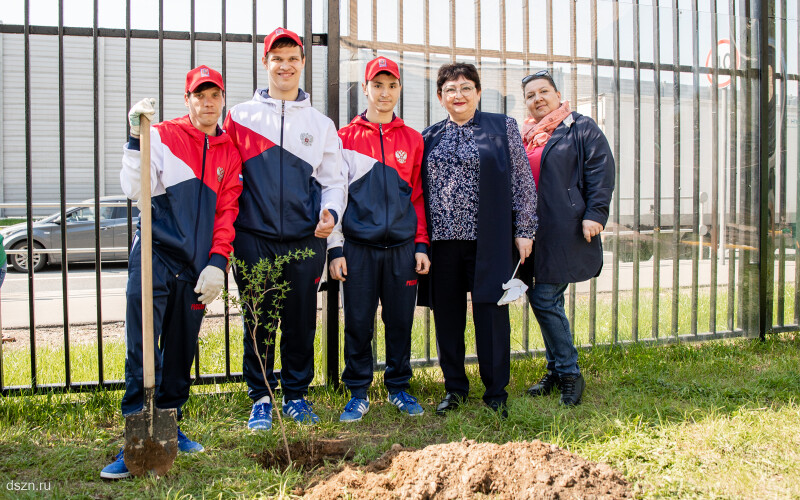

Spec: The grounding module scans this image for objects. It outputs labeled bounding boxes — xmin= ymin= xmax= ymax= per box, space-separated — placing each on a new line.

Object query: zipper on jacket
xmin=188 ymin=134 xmax=209 ymax=272
xmin=279 ymin=100 xmax=285 ymax=241
xmin=379 ymin=123 xmax=389 ymax=247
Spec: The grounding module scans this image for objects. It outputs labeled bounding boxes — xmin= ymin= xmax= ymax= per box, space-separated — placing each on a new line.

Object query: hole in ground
xmin=257 ymin=439 xmax=356 ymax=471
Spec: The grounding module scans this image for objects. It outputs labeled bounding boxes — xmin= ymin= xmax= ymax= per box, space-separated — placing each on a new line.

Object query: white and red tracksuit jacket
xmin=121 ymin=115 xmax=243 ymax=280
xmin=223 ymin=89 xmax=347 ymax=241
xmin=328 ymin=112 xmax=429 ymax=259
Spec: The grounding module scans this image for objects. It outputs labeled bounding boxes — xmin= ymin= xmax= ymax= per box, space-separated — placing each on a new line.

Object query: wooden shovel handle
xmin=139 ymin=115 xmax=155 ymax=390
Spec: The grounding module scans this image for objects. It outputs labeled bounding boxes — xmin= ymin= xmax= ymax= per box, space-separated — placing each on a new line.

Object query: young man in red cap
xmin=328 ymin=56 xmax=429 ymax=422
xmin=223 ymin=28 xmax=346 ymax=429
xmin=101 ymin=65 xmax=242 ymax=479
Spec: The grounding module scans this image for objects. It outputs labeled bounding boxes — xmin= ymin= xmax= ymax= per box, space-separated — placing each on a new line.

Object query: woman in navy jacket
xmin=421 ymin=63 xmax=538 ymax=417
xmin=520 ymin=71 xmax=615 ymax=406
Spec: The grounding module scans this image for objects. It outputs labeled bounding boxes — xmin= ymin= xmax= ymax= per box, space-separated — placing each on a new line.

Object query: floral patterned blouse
xmin=426 ymin=116 xmax=538 ymax=241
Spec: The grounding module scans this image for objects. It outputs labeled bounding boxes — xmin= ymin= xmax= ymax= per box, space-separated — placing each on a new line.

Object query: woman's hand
xmin=329 ymin=257 xmax=347 ymax=281
xmin=415 ymin=252 xmax=431 ymax=275
xmin=582 ymin=220 xmax=604 ymax=242
xmin=515 ymin=237 xmax=533 ymax=264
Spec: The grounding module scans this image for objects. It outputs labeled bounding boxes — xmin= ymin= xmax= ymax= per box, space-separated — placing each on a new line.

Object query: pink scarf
xmin=522 ymin=101 xmax=572 ymax=151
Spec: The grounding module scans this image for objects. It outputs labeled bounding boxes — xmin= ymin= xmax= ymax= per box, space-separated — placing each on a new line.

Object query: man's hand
xmin=194 ymin=265 xmax=225 ymax=305
xmin=128 ymin=98 xmax=156 ymax=138
xmin=415 ymin=252 xmax=431 ymax=275
xmin=515 ymin=237 xmax=533 ymax=264
xmin=582 ymin=220 xmax=604 ymax=242
xmin=315 ymin=209 xmax=335 ymax=238
xmin=329 ymin=257 xmax=347 ymax=281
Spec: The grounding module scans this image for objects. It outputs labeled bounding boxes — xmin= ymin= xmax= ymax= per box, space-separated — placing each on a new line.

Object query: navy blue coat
xmin=419 ymin=110 xmax=517 ymax=305
xmin=530 ymin=111 xmax=615 ymax=284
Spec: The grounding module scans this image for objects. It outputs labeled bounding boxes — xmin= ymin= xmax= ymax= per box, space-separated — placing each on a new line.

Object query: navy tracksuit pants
xmin=121 ymin=236 xmax=206 ymax=420
xmin=340 ymin=241 xmax=418 ymax=399
xmin=430 ymin=240 xmax=511 ymax=405
xmin=232 ymin=231 xmax=326 ymax=402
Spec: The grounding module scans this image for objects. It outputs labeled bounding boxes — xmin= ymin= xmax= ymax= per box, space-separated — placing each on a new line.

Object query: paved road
xmin=0 ymin=263 xmax=236 ymax=329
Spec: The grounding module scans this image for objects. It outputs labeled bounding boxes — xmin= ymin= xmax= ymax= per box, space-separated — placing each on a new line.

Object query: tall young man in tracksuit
xmin=223 ymin=28 xmax=347 ymax=429
xmin=328 ymin=57 xmax=430 ymax=422
xmin=102 ymin=65 xmax=243 ymax=479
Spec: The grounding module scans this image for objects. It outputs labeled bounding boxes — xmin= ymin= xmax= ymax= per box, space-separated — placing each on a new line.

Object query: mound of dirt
xmin=303 ymin=439 xmax=632 ymax=499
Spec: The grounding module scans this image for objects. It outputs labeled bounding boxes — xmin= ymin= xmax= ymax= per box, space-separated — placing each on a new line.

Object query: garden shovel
xmin=123 ymin=115 xmax=178 ymax=477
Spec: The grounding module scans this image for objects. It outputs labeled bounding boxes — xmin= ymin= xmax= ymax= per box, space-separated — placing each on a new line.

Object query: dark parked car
xmin=1 ymin=196 xmax=139 ymax=272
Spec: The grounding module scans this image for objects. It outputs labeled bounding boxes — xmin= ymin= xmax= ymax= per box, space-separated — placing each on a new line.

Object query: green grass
xmin=0 ymin=334 xmax=799 ymax=498
xmin=0 ymin=218 xmax=27 ymax=227
xmin=2 ymin=283 xmax=796 ymax=388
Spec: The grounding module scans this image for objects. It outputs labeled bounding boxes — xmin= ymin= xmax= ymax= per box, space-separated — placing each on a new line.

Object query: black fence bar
xmin=652 ymin=0 xmax=662 ymax=340
xmin=93 ymin=0 xmax=104 ymax=384
xmin=726 ymin=0 xmax=738 ymax=331
xmin=397 ymin=0 xmax=404 ymax=118
xmin=158 ymin=0 xmax=164 ymax=122
xmin=709 ymin=0 xmax=719 ymax=335
xmin=304 ymin=0 xmax=313 ymax=97
xmin=251 ymin=2 xmax=257 ymax=92
xmin=632 ymin=0 xmax=641 ymax=344
xmin=589 ymin=0 xmax=598 ymax=346
xmin=690 ymin=0 xmax=700 ymax=338
xmin=776 ymin=0 xmax=787 ymax=327
xmin=796 ymin=13 xmax=800 ymax=327
xmin=346 ymin=0 xmax=358 ymax=120
xmin=326 ymin=0 xmax=340 ymax=388
xmin=58 ymin=0 xmax=71 ymax=388
xmin=190 ymin=0 xmax=196 ymax=67
xmin=736 ymin=0 xmax=751 ymax=333
xmin=757 ymin=0 xmax=771 ymax=339
xmin=567 ymin=0 xmax=577 ymax=330
xmin=23 ymin=0 xmax=36 ymax=389
xmin=671 ymin=0 xmax=680 ymax=339
xmin=500 ymin=0 xmax=507 ymax=115
xmin=611 ymin=0 xmax=620 ymax=343
xmin=126 ymin=1 xmax=134 ymax=252
xmin=475 ymin=0 xmax=482 ymax=84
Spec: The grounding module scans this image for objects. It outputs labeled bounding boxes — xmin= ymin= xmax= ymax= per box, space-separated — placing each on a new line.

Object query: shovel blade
xmin=123 ymin=399 xmax=178 ymax=477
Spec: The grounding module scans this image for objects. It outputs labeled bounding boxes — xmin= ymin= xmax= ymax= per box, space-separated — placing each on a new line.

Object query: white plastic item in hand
xmin=497 ymin=258 xmax=529 ymax=306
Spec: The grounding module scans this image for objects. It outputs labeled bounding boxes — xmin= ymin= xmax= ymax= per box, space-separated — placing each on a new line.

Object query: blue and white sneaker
xmin=100 ymin=449 xmax=129 ymax=480
xmin=388 ymin=391 xmax=424 ymax=416
xmin=282 ymin=397 xmax=320 ymax=425
xmin=248 ymin=398 xmax=273 ymax=431
xmin=339 ymin=397 xmax=369 ymax=422
xmin=177 ymin=427 xmax=205 ymax=453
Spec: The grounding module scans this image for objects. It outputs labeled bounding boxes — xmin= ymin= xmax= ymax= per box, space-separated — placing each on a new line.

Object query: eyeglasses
xmin=522 ymin=69 xmax=551 ymax=85
xmin=442 ymin=85 xmax=475 ymax=98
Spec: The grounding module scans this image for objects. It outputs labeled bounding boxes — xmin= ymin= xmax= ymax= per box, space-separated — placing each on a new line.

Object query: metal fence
xmin=0 ymin=0 xmax=796 ymax=395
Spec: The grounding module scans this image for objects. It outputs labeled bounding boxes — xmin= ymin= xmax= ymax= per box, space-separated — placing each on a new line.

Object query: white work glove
xmin=194 ymin=265 xmax=225 ymax=305
xmin=128 ymin=98 xmax=156 ymax=138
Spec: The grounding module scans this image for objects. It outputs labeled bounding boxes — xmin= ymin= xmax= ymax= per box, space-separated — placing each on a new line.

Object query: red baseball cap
xmin=263 ymin=27 xmax=303 ymax=57
xmin=185 ymin=65 xmax=224 ymax=93
xmin=365 ymin=56 xmax=401 ymax=81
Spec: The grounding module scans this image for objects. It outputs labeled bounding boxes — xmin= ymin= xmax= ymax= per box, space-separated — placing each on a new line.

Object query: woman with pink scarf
xmin=519 ymin=70 xmax=615 ymax=406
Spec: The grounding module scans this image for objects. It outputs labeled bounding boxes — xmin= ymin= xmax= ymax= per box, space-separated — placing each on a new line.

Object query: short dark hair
xmin=269 ymin=38 xmax=305 ymax=58
xmin=521 ymin=71 xmax=559 ymax=94
xmin=189 ymin=82 xmax=224 ymax=95
xmin=436 ymin=63 xmax=481 ymax=95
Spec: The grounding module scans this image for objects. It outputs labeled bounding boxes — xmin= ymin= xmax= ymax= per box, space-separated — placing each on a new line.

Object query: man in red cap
xmin=102 ymin=65 xmax=243 ymax=479
xmin=223 ymin=28 xmax=346 ymax=429
xmin=328 ymin=56 xmax=429 ymax=422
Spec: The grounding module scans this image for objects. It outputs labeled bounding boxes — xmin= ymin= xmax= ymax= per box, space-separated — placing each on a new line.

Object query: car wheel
xmin=10 ymin=241 xmax=47 ymax=273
